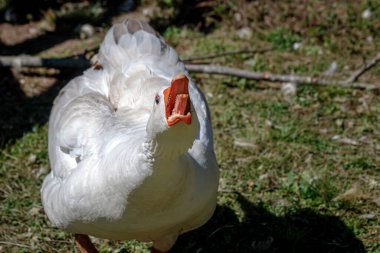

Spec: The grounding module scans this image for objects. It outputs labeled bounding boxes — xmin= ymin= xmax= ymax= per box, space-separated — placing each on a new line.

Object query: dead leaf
xmin=372 ymin=197 xmax=380 ymax=207
xmin=333 ymin=183 xmax=363 ymax=201
xmin=233 ymin=138 xmax=258 ymax=149
xmin=359 ymin=213 xmax=375 ymax=220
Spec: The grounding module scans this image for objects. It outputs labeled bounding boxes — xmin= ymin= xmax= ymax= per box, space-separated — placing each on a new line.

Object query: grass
xmin=0 ymin=1 xmax=380 ymax=252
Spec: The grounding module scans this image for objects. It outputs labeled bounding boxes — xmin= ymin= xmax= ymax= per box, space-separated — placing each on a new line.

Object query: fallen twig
xmin=0 ymin=55 xmax=378 ymax=90
xmin=346 ymin=52 xmax=380 ymax=83
xmin=185 ymin=64 xmax=379 ymax=90
xmin=0 ymin=55 xmax=90 ymax=69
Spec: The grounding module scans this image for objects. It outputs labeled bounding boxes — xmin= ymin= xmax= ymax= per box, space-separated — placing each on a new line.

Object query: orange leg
xmin=75 ymin=234 xmax=98 ymax=253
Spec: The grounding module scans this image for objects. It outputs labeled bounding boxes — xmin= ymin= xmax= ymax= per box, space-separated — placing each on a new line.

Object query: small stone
xmin=234 ymin=12 xmax=242 ymax=23
xmin=258 ymin=173 xmax=269 ymax=181
xmin=237 ymin=27 xmax=252 ymax=39
xmin=362 ymin=9 xmax=371 ymax=19
xmin=281 ymin=82 xmax=297 ymax=96
xmin=265 ymin=119 xmax=273 ymax=127
xmin=293 ymin=42 xmax=302 ymax=50
xmin=28 ymin=154 xmax=37 ymax=163
xmin=77 ymin=24 xmax=95 ymax=39
xmin=335 ymin=119 xmax=344 ymax=127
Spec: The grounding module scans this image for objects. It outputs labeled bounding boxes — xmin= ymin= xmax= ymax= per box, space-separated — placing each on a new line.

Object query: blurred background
xmin=0 ymin=0 xmax=379 ymax=252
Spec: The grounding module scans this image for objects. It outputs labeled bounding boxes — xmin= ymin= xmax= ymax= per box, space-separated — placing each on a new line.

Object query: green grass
xmin=1 ymin=1 xmax=380 ymax=252
xmin=265 ymin=27 xmax=301 ymax=51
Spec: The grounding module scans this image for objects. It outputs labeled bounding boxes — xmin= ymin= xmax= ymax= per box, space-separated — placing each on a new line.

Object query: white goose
xmin=41 ymin=20 xmax=219 ymax=253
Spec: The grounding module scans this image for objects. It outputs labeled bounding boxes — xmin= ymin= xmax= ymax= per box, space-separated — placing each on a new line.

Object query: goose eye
xmin=155 ymin=94 xmax=160 ymax=104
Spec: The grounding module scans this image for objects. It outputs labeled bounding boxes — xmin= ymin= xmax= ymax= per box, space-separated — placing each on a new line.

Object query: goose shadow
xmin=172 ymin=193 xmax=366 ymax=253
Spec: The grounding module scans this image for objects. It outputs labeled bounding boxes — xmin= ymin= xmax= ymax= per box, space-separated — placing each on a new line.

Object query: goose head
xmin=146 ymin=74 xmax=199 ymax=156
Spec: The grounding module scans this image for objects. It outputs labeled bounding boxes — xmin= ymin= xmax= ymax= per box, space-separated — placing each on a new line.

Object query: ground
xmin=0 ymin=1 xmax=379 ymax=252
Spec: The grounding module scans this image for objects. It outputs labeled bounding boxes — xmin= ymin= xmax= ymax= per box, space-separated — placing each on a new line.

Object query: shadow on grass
xmin=0 ymin=68 xmax=81 ymax=147
xmin=149 ymin=0 xmax=226 ymax=34
xmin=172 ymin=193 xmax=366 ymax=253
xmin=0 ymin=32 xmax=76 ymax=56
xmin=0 ymin=3 xmax=108 ymax=146
xmin=0 ymin=0 xmax=146 ymax=148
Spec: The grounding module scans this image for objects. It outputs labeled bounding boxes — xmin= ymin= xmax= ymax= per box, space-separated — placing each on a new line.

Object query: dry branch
xmin=0 ymin=55 xmax=90 ymax=69
xmin=0 ymin=55 xmax=378 ymax=90
xmin=185 ymin=64 xmax=379 ymax=90
xmin=346 ymin=53 xmax=380 ymax=83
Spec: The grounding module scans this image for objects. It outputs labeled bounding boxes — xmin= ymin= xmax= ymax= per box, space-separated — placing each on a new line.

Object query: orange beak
xmin=163 ymin=74 xmax=192 ymax=126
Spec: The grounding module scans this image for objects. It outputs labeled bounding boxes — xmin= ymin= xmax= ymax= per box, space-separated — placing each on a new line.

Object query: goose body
xmin=41 ymin=20 xmax=219 ymax=251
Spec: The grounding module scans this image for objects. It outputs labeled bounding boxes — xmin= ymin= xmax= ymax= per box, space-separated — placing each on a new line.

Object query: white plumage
xmin=41 ymin=20 xmax=219 ymax=252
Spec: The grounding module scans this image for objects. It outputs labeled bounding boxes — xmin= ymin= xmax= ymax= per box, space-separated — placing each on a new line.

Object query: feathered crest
xmin=98 ymin=19 xmax=185 ymax=78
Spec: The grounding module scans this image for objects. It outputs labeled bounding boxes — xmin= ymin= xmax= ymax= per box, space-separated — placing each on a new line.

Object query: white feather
xmin=41 ymin=19 xmax=218 ymax=252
